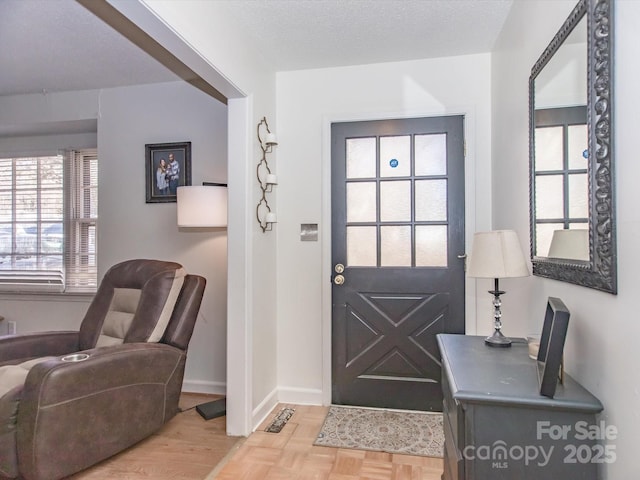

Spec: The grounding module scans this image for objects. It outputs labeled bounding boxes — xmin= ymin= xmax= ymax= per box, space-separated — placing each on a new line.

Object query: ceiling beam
xmin=76 ymin=0 xmax=227 ymax=105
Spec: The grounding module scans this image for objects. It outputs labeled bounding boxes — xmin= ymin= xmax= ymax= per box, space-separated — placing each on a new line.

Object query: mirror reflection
xmin=532 ymin=14 xmax=587 ymax=261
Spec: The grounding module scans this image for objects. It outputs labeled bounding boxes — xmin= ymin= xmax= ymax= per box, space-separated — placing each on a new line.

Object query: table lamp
xmin=467 ymin=230 xmax=530 ymax=347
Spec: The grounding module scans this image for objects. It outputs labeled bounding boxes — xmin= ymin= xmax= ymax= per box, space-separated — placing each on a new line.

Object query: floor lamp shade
xmin=177 ymin=185 xmax=227 ymax=227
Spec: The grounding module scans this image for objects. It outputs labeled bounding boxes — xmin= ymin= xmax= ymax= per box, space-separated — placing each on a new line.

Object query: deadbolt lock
xmin=334 ymin=263 xmax=345 ymax=274
xmin=333 ymin=274 xmax=345 ymax=285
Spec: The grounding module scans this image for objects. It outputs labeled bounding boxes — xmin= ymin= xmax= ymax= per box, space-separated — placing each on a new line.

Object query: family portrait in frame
xmin=145 ymin=141 xmax=192 ymax=203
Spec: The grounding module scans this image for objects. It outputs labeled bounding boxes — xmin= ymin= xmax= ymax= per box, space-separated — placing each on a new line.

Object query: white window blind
xmin=65 ymin=149 xmax=98 ymax=293
xmin=0 ymin=149 xmax=98 ymax=293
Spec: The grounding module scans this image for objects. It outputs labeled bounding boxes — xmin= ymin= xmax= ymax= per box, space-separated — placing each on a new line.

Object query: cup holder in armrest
xmin=61 ymin=353 xmax=90 ymax=362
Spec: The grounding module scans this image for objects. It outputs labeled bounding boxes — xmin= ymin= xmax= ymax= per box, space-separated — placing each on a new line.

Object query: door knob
xmin=334 ymin=274 xmax=345 ymax=285
xmin=334 ymin=263 xmax=345 ymax=274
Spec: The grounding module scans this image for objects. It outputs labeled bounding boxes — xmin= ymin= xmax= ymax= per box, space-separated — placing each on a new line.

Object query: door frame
xmin=320 ymin=108 xmax=486 ymax=405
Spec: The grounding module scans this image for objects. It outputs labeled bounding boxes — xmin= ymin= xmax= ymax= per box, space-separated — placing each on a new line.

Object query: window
xmin=0 ymin=149 xmax=98 ymax=293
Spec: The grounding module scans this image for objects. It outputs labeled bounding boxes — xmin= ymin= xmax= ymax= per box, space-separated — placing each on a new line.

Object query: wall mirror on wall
xmin=529 ymin=0 xmax=616 ymax=294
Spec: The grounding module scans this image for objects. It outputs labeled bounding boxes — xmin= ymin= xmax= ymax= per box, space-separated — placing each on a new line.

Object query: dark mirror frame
xmin=529 ymin=0 xmax=616 ymax=294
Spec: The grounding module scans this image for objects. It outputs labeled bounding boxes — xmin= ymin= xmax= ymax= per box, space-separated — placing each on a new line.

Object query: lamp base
xmin=485 ymin=329 xmax=512 ymax=348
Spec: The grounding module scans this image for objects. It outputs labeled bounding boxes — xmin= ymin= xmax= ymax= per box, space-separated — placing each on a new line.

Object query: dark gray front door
xmin=331 ymin=116 xmax=465 ymax=412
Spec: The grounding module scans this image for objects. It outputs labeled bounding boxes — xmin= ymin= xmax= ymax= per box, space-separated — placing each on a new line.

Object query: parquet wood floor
xmin=212 ymin=403 xmax=444 ymax=480
xmin=64 ymin=396 xmax=443 ymax=479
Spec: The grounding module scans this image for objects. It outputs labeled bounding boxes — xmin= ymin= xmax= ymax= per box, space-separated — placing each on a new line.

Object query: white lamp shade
xmin=177 ymin=185 xmax=227 ymax=227
xmin=548 ymin=229 xmax=589 ymax=261
xmin=467 ymin=230 xmax=530 ymax=279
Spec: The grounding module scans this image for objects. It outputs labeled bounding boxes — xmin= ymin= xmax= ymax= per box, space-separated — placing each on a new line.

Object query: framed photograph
xmin=536 ymin=297 xmax=570 ymax=398
xmin=145 ymin=141 xmax=192 ymax=203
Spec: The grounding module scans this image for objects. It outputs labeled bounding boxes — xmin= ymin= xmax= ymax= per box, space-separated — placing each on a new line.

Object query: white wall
xmin=275 ymin=53 xmax=494 ymax=405
xmin=141 ymin=0 xmax=280 ymax=433
xmin=0 ymin=81 xmax=229 ymax=395
xmin=492 ymin=1 xmax=640 ymax=478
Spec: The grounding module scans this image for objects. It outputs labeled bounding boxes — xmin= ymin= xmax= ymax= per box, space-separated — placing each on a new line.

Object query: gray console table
xmin=437 ymin=334 xmax=604 ymax=480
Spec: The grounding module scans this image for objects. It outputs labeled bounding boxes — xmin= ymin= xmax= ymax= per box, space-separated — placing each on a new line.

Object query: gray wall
xmin=0 ymin=81 xmax=228 ymax=394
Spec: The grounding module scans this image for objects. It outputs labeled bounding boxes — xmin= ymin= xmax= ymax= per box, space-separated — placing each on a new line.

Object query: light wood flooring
xmin=213 ymin=403 xmax=444 ymax=480
xmin=68 ymin=393 xmax=242 ymax=480
xmin=66 ymin=396 xmax=444 ymax=480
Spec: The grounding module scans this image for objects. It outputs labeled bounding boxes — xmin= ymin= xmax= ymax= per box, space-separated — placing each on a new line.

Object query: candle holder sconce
xmin=256 ymin=116 xmax=278 ymax=232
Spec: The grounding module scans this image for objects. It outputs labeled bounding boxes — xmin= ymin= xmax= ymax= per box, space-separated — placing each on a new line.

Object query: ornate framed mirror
xmin=529 ymin=0 xmax=616 ymax=293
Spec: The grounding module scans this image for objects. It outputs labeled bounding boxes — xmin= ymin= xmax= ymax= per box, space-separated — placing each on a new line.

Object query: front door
xmin=331 ymin=116 xmax=465 ymax=412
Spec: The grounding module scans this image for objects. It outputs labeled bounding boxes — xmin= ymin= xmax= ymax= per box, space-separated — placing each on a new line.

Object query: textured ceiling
xmin=216 ymin=0 xmax=515 ymax=71
xmin=0 ymin=0 xmax=179 ymax=97
xmin=0 ymin=0 xmax=513 ymax=97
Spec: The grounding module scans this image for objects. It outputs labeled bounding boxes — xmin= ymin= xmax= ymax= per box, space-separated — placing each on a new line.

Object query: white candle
xmin=265 ymin=132 xmax=277 ymax=145
xmin=527 ymin=335 xmax=541 ymax=360
xmin=265 ymin=212 xmax=277 ymax=224
xmin=266 ymin=174 xmax=278 ymax=185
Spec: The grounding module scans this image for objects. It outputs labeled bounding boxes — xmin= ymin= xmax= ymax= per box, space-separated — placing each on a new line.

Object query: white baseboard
xmin=183 ymin=382 xmax=324 ymax=431
xmin=251 ymin=387 xmax=279 ymax=431
xmin=250 ymin=386 xmax=325 ymax=432
xmin=277 ymin=386 xmax=324 ymax=406
xmin=182 ymin=379 xmax=226 ymax=396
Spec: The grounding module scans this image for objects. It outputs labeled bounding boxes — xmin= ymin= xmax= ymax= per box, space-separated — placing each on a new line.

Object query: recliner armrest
xmin=0 ymin=331 xmax=80 ymax=365
xmin=16 ymin=342 xmax=186 ymax=480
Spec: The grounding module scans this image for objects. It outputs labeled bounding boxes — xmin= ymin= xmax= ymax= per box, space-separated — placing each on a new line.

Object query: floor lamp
xmin=177 ymin=183 xmax=228 ymax=419
xmin=467 ymin=230 xmax=530 ymax=347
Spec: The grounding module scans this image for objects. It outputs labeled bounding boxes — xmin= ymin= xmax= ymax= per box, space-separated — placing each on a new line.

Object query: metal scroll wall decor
xmin=256 ymin=117 xmax=278 ymax=232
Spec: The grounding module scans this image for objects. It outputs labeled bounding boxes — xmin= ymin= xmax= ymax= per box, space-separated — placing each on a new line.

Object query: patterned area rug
xmin=314 ymin=405 xmax=444 ymax=457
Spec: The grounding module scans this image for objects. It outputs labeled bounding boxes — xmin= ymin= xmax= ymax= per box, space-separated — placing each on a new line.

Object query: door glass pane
xmin=568 ymin=124 xmax=588 ymax=170
xmin=346 ymin=137 xmax=376 ymax=179
xmin=380 ymin=136 xmax=410 ymax=177
xmin=416 ymin=226 xmax=448 ymax=267
xmin=415 ymin=134 xmax=447 ymax=176
xmin=568 ymin=173 xmax=588 ymax=218
xmin=415 ymin=179 xmax=447 ymax=222
xmin=347 ymin=182 xmax=376 ymax=222
xmin=535 ymin=175 xmax=564 ymax=219
xmin=380 ymin=181 xmax=410 ymax=222
xmin=347 ymin=226 xmax=377 ymax=266
xmin=381 ymin=226 xmax=411 ymax=266
xmin=535 ymin=126 xmax=563 ymax=171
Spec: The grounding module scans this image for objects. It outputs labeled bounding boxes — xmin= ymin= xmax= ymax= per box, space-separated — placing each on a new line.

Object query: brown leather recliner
xmin=0 ymin=259 xmax=206 ymax=480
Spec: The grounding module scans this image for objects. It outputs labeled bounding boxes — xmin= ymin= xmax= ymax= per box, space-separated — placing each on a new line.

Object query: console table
xmin=437 ymin=334 xmax=604 ymax=480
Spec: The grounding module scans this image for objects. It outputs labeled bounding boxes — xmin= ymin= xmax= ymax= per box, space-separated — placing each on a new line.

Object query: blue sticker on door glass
xmin=582 ymin=149 xmax=588 ymax=159
xmin=389 ymin=159 xmax=399 ymax=168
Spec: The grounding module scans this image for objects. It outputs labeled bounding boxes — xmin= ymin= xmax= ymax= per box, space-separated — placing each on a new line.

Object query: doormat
xmin=265 ymin=407 xmax=295 ymax=433
xmin=314 ymin=405 xmax=443 ymax=458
